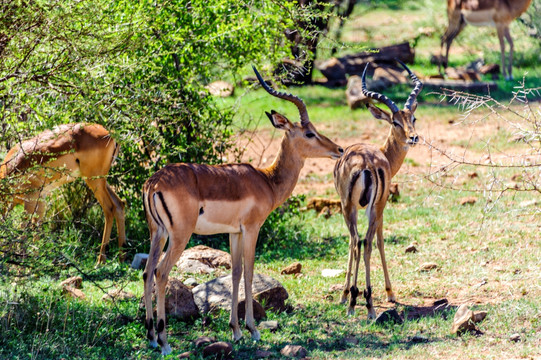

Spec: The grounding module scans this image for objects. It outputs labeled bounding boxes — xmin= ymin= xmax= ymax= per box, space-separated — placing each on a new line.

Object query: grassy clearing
xmin=2 ymin=1 xmax=540 ymax=359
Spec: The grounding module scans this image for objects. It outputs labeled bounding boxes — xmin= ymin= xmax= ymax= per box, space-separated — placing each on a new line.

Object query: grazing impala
xmin=334 ymin=61 xmax=422 ymax=319
xmin=0 ymin=123 xmax=126 ymax=265
xmin=441 ymin=0 xmax=533 ymax=80
xmin=141 ymin=66 xmax=344 ymax=355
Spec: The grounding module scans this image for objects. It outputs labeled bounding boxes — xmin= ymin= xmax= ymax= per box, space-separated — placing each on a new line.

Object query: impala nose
xmin=408 ymin=135 xmax=418 ymax=145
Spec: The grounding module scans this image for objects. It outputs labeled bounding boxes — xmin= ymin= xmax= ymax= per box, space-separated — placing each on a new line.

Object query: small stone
xmin=179 ymin=351 xmax=194 ymax=359
xmin=329 ymin=284 xmax=344 ymax=292
xmin=63 ymin=286 xmax=85 ymax=299
xmin=375 ymin=308 xmax=403 ymax=325
xmin=451 ymin=304 xmax=478 ymax=335
xmin=468 ymin=172 xmax=479 ymax=178
xmin=131 ymin=253 xmax=148 ymax=269
xmin=419 ymin=263 xmax=438 ymax=272
xmin=202 ymin=341 xmax=233 ymax=359
xmin=509 ymin=333 xmax=521 ymax=342
xmin=433 ymin=298 xmax=449 ymax=307
xmin=343 ymin=335 xmax=359 ymax=345
xmin=60 ymin=276 xmax=83 ymax=289
xmin=473 ymin=311 xmax=488 ymax=323
xmin=194 ymin=336 xmax=216 ymax=348
xmin=411 ymin=335 xmax=428 ymax=343
xmin=460 ymin=197 xmax=477 ymax=206
xmin=321 ymin=269 xmax=344 ymax=278
xmin=281 ymin=262 xmax=302 ymax=275
xmin=280 ymin=344 xmax=307 ymax=358
xmin=102 ymin=289 xmax=135 ymax=302
xmin=255 ymin=350 xmax=273 ymax=358
xmin=259 ymin=320 xmax=279 ymax=332
xmin=205 ymin=81 xmax=234 ymax=97
xmin=184 ymin=278 xmax=199 ymax=287
xmin=405 ymin=244 xmax=418 ymax=253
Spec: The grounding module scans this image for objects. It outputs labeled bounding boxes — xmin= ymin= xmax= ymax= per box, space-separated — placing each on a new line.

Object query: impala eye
xmin=305 ymin=132 xmax=316 ymax=138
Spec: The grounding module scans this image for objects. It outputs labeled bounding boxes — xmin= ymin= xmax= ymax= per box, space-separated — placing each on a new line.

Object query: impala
xmin=440 ymin=0 xmax=533 ymax=80
xmin=334 ymin=61 xmax=422 ymax=319
xmin=141 ymin=66 xmax=344 ymax=355
xmin=0 ymin=123 xmax=126 ymax=265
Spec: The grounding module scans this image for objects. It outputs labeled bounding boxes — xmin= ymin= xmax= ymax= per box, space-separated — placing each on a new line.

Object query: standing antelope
xmin=334 ymin=62 xmax=422 ymax=319
xmin=0 ymin=123 xmax=126 ymax=265
xmin=441 ymin=0 xmax=533 ymax=80
xmin=141 ymin=66 xmax=344 ymax=355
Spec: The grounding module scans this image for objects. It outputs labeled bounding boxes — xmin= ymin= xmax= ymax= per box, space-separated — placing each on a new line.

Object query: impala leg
xmin=343 ymin=209 xmax=361 ymax=316
xmin=496 ymin=25 xmax=508 ymax=80
xmin=363 ymin=216 xmax=378 ymax=320
xmin=242 ymin=226 xmax=261 ymax=341
xmin=503 ymin=26 xmax=514 ymax=80
xmin=229 ymin=232 xmax=244 ymax=341
xmin=85 ymin=178 xmax=115 ymax=265
xmin=143 ymin=225 xmax=166 ymax=349
xmin=106 ymin=183 xmax=126 ymax=261
xmin=154 ymin=231 xmax=191 ymax=355
xmin=376 ymin=220 xmax=395 ymax=302
xmin=440 ymin=12 xmax=465 ymax=73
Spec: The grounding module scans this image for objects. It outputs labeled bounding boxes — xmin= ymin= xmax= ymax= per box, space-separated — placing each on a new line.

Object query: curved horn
xmin=361 ymin=63 xmax=399 ymax=114
xmin=396 ymin=59 xmax=423 ymax=110
xmin=252 ymin=66 xmax=310 ymax=126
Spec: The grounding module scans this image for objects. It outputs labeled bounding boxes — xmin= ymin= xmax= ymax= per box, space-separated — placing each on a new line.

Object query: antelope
xmin=334 ymin=61 xmax=422 ymax=319
xmin=440 ymin=0 xmax=533 ymax=80
xmin=0 ymin=123 xmax=126 ymax=265
xmin=141 ymin=66 xmax=344 ymax=355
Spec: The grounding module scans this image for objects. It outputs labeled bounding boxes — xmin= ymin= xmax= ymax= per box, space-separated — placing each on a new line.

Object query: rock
xmin=375 ymin=308 xmax=403 ymax=325
xmin=346 ymin=75 xmax=387 ymax=110
xmin=445 ymin=67 xmax=481 ymax=81
xmin=178 ymin=259 xmax=216 ymax=274
xmin=202 ymin=341 xmax=233 ymax=359
xmin=451 ymin=304 xmax=478 ymax=335
xmin=102 ymin=289 xmax=135 ymax=302
xmin=259 ymin=320 xmax=279 ymax=332
xmin=317 ymin=57 xmax=347 ymax=86
xmin=131 ymin=253 xmax=148 ymax=270
xmin=509 ymin=333 xmax=521 ymax=342
xmin=479 ymin=63 xmax=500 ymax=75
xmin=63 ymin=286 xmax=85 ymax=299
xmin=205 ymin=81 xmax=234 ymax=97
xmin=411 ymin=335 xmax=428 ymax=343
xmin=194 ymin=336 xmax=216 ymax=348
xmin=192 ymin=273 xmax=288 ymax=314
xmin=460 ymin=197 xmax=477 ymax=206
xmin=433 ymin=298 xmax=449 ymax=307
xmin=343 ymin=335 xmax=359 ymax=345
xmin=405 ymin=244 xmax=417 ymax=253
xmin=281 ymin=262 xmax=302 ymax=275
xmin=389 ymin=183 xmax=400 ymax=202
xmin=306 ymin=197 xmax=341 ymax=214
xmin=184 ymin=277 xmax=199 ymax=287
xmin=473 ymin=311 xmax=488 ymax=323
xmin=177 ymin=245 xmax=232 ymax=272
xmin=254 ymin=286 xmax=289 ymax=312
xmin=60 ymin=276 xmax=82 ymax=289
xmin=164 ymin=278 xmax=200 ymax=321
xmin=280 ymin=344 xmax=308 ymax=358
xmin=419 ymin=263 xmax=438 ymax=272
xmin=255 ymin=350 xmax=273 ymax=358
xmin=321 ymin=269 xmax=344 ymax=278
xmin=237 ymin=299 xmax=266 ymax=321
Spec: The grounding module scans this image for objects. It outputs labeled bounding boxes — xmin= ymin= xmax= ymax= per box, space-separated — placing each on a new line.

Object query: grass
xmin=1 ymin=1 xmax=541 ymax=359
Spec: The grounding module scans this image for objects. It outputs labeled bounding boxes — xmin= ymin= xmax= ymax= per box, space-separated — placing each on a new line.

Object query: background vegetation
xmin=1 ymin=0 xmax=540 ymax=359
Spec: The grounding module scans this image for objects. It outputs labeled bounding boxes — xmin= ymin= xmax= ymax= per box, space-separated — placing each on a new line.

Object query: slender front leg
xmin=86 ymin=178 xmax=115 ymax=265
xmin=497 ymin=25 xmax=508 ymax=80
xmin=503 ymin=26 xmax=514 ymax=80
xmin=341 ymin=206 xmax=358 ymax=306
xmin=229 ymin=232 xmax=243 ymax=341
xmin=242 ymin=226 xmax=261 ymax=341
xmin=376 ymin=220 xmax=395 ymax=302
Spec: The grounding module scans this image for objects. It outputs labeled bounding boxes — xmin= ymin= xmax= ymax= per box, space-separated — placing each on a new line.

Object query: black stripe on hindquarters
xmin=348 ymin=170 xmax=361 ymax=203
xmin=359 ymin=170 xmax=373 ymax=207
xmin=377 ymin=168 xmax=386 ymax=202
xmin=157 ymin=191 xmax=173 ymax=226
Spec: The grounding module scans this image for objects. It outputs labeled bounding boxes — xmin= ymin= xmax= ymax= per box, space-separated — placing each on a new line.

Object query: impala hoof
xmin=149 ymin=339 xmax=158 ymax=348
xmin=161 ymin=344 xmax=172 ymax=355
xmin=387 ymin=293 xmax=396 ymax=303
xmin=346 ymin=307 xmax=355 ymax=317
xmin=367 ymin=309 xmax=377 ymax=320
xmin=251 ymin=330 xmax=261 ymax=341
xmin=232 ymin=328 xmax=243 ymax=342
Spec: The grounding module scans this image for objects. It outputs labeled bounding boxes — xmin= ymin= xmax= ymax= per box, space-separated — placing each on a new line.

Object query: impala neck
xmin=260 ymin=135 xmax=305 ymax=209
xmin=381 ymin=128 xmax=409 ymax=178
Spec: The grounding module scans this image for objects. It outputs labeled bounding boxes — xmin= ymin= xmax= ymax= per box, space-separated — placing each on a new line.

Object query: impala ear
xmin=366 ymin=103 xmax=392 ymax=124
xmin=266 ymin=110 xmax=292 ymax=130
xmin=409 ymin=101 xmax=418 ymax=113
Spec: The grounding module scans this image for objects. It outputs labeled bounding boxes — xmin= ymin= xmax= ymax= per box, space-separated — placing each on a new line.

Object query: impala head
xmin=362 ymin=61 xmax=423 ymax=147
xmin=253 ymin=66 xmax=343 ymax=160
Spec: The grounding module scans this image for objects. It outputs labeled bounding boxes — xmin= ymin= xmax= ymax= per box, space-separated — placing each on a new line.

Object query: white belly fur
xmin=193 ymin=198 xmax=256 ymax=235
xmin=462 ymin=9 xmax=496 ymax=27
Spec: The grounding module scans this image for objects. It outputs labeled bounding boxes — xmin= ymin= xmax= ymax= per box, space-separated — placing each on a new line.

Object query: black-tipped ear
xmin=366 ymin=103 xmax=392 ymax=124
xmin=265 ymin=110 xmax=292 ymax=130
